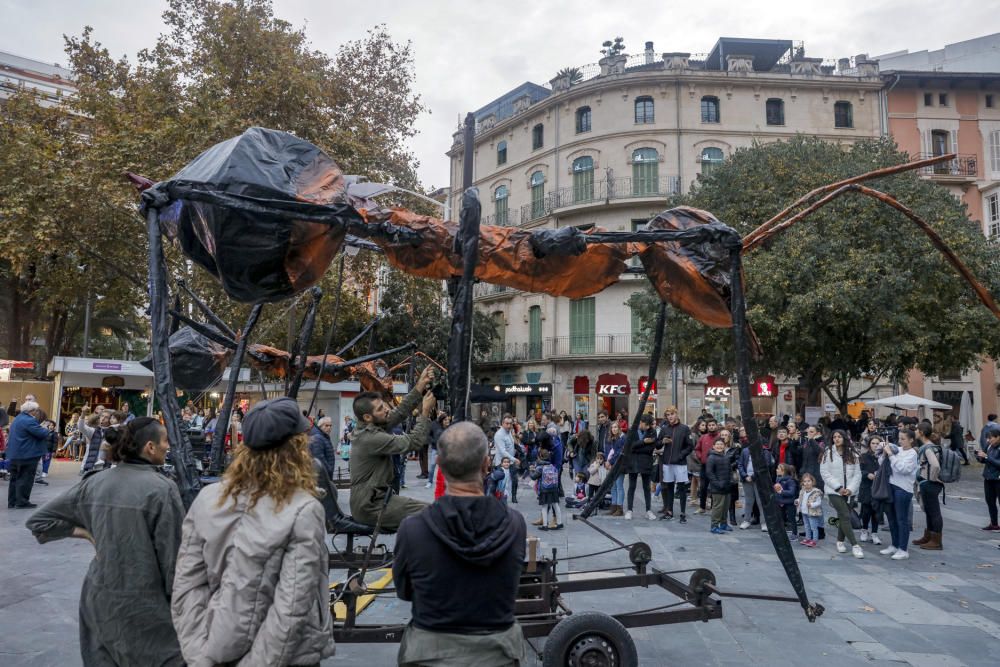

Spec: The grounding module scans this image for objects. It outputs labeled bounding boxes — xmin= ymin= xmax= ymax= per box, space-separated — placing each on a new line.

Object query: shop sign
xmin=638 ymin=377 xmax=657 ymax=396
xmin=492 ymin=383 xmax=552 ymax=396
xmin=93 ymin=362 xmax=122 ymax=371
xmin=101 ymin=375 xmax=125 ymax=388
xmin=573 ymin=376 xmax=590 ymax=395
xmin=705 ymin=374 xmax=731 ymax=399
xmin=753 ymin=375 xmax=776 ymax=398
xmin=596 ymin=373 xmax=631 ymax=395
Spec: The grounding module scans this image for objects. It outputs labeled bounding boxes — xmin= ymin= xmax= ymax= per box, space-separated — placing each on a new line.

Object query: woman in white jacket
xmin=172 ymin=397 xmax=335 ymax=667
xmin=820 ymin=429 xmax=864 ymax=558
xmin=879 ymin=427 xmax=920 ymax=560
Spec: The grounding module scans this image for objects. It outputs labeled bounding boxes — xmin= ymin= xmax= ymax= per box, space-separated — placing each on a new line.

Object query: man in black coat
xmin=393 ymin=422 xmax=526 ymax=666
xmin=308 ymin=417 xmax=337 ymax=478
xmin=657 ymin=406 xmax=694 ymax=522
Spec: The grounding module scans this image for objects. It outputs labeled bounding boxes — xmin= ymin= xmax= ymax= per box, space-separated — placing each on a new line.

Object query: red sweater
xmin=696 ymin=433 xmax=717 ymax=464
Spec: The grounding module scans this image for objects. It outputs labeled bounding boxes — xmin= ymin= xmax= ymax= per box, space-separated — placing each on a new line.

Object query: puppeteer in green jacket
xmin=349 ymin=365 xmax=438 ymax=529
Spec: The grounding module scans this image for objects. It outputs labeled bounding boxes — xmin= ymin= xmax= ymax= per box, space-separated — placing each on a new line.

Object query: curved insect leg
xmin=730 ymin=248 xmax=823 ymax=621
xmin=210 ymin=303 xmax=264 ymax=473
xmin=146 ymin=208 xmax=201 ymax=507
xmin=288 ymin=287 xmax=324 ymax=399
xmin=307 ymin=255 xmax=346 ymax=416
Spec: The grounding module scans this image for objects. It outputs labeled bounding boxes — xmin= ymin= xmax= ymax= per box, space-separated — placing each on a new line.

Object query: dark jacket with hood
xmin=393 ymin=495 xmax=526 ymax=633
xmin=705 ymin=450 xmax=732 ymax=494
xmin=658 ymin=421 xmax=693 ymax=465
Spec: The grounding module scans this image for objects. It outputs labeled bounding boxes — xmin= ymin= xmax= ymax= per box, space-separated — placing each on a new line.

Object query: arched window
xmin=532 ymin=123 xmax=544 ymax=149
xmin=497 ymin=140 xmax=507 ymax=165
xmin=632 ymin=148 xmax=659 ymax=195
xmin=528 ymin=305 xmax=542 ymax=360
xmin=572 ymin=156 xmax=595 ymax=203
xmin=834 ymin=101 xmax=853 ymax=128
xmin=701 ymin=96 xmax=720 ymax=123
xmin=634 ymin=96 xmax=654 ymax=124
xmin=494 ymin=185 xmax=509 ymax=225
xmin=575 ymin=106 xmax=591 ymax=133
xmin=530 ymin=171 xmax=545 ymax=219
xmin=701 ymin=147 xmax=724 ymax=175
xmin=765 ymin=98 xmax=784 ymax=126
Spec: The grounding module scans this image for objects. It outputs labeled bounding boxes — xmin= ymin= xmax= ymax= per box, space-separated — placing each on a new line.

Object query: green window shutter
xmin=529 ymin=306 xmax=542 ymax=360
xmin=572 ymin=157 xmax=594 ymax=203
xmin=492 ymin=311 xmax=505 ymax=361
xmin=570 ymin=298 xmax=595 ymax=354
xmin=530 ymin=171 xmax=545 ymax=219
xmin=631 ymin=148 xmax=659 ymax=195
xmin=630 ymin=305 xmax=646 ymax=352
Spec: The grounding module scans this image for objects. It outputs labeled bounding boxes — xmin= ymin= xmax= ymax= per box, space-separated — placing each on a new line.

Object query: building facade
xmin=449 ymin=37 xmax=887 ymax=423
xmin=880 ymin=66 xmax=1000 ymax=426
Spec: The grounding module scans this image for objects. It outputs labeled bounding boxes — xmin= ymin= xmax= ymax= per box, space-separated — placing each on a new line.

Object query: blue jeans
xmin=610 ymin=474 xmax=625 ymax=506
xmin=886 ymin=485 xmax=913 ymax=550
xmin=803 ymin=515 xmax=822 ymax=540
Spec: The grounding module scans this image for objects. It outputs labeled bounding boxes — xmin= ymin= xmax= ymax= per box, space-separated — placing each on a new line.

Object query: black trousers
xmin=860 ymin=501 xmax=882 ymax=532
xmin=699 ymin=463 xmax=709 ymax=509
xmin=920 ymin=481 xmax=944 ymax=533
xmin=8 ymin=457 xmax=40 ymax=508
xmin=663 ymin=482 xmax=688 ymax=514
xmin=627 ymin=472 xmax=652 ymax=511
xmin=985 ymin=479 xmax=1000 ymax=525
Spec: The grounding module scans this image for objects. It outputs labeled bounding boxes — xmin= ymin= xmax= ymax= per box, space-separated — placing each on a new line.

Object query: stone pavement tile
xmin=978 ymin=600 xmax=1000 ymax=612
xmin=820 ymin=617 xmax=878 ymax=643
xmin=951 ymin=613 xmax=1000 ymax=640
xmin=842 ymin=611 xmax=904 ymax=629
xmin=895 ymin=652 xmax=968 ymax=667
xmin=847 ymin=641 xmax=902 ymax=662
xmin=866 ymin=622 xmax=1000 ymax=665
xmin=827 ymin=575 xmax=969 ymax=626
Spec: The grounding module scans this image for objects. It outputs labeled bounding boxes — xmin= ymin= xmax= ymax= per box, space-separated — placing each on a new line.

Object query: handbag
xmin=842 ymin=452 xmax=863 ymax=530
xmin=871 ymin=456 xmax=892 ymax=501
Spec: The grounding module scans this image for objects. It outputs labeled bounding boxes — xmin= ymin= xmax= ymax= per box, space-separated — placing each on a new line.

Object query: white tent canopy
xmin=867 ymin=393 xmax=952 ymax=412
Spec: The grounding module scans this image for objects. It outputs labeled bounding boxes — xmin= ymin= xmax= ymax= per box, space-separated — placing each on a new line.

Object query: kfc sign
xmin=705 ymin=386 xmax=731 ymax=398
xmin=638 ymin=377 xmax=657 ymax=396
xmin=753 ymin=375 xmax=776 ymax=398
xmin=596 ymin=373 xmax=631 ymax=396
xmin=598 ymin=384 xmax=629 ymax=395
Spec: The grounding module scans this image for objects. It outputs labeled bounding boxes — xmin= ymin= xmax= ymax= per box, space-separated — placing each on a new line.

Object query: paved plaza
xmin=2 ymin=459 xmax=999 ymax=666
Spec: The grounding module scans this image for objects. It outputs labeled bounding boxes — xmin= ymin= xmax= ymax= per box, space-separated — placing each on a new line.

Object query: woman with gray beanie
xmin=172 ymin=397 xmax=335 ymax=667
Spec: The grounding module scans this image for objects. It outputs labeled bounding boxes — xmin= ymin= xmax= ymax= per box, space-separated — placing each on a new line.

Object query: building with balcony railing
xmin=877 ymin=41 xmax=1000 ymax=427
xmin=448 ymin=36 xmax=896 ymax=422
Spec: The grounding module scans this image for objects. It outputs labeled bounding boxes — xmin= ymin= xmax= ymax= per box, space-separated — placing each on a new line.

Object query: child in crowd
xmin=574 ymin=472 xmax=587 ymax=500
xmin=706 ymin=438 xmax=732 ymax=534
xmin=531 ymin=449 xmax=563 ymax=530
xmin=773 ymin=463 xmax=799 ymax=534
xmin=486 ymin=456 xmax=511 ymax=504
xmin=796 ymin=472 xmax=824 ymax=546
xmin=587 ymin=451 xmax=607 ymax=498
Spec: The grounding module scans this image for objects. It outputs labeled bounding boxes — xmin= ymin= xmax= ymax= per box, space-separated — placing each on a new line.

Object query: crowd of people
xmin=470 ymin=406 xmax=1000 ymax=562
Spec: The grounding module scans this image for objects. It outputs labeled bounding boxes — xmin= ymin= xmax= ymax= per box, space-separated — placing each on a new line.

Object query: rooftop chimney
xmin=645 ymin=41 xmax=655 ymax=65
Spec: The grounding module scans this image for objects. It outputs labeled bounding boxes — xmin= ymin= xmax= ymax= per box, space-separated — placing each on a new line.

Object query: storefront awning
xmin=596 ymin=372 xmax=630 ymax=395
xmin=470 ymin=383 xmax=509 ymax=402
xmin=573 ymin=375 xmax=590 ymax=394
xmin=0 ymin=360 xmax=34 ymax=369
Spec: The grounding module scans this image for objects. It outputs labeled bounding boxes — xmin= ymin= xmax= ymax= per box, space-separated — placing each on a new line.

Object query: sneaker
xmin=679 ymin=514 xmax=687 ymax=524
xmin=871 ymin=534 xmax=882 ymax=545
xmin=424 ymin=482 xmax=432 ymax=489
xmin=659 ymin=513 xmax=674 ymax=521
xmin=739 ymin=521 xmax=751 ymax=530
xmin=852 ymin=545 xmax=865 ymax=559
xmin=721 ymin=524 xmax=733 ymax=532
xmin=539 ymin=525 xmax=549 ymax=531
xmin=35 ymin=479 xmax=48 ymax=486
xmin=710 ymin=526 xmax=723 ymax=534
xmin=624 ymin=510 xmax=633 ymax=520
xmin=761 ymin=525 xmax=768 ymax=533
xmin=554 ymin=524 xmax=564 ymax=530
xmin=693 ymin=508 xmax=705 ymax=515
xmin=891 ymin=550 xmax=910 ymax=560
xmin=859 ymin=530 xmax=870 ymax=543
xmin=646 ymin=511 xmax=657 ymax=521
xmin=982 ymin=524 xmax=1000 ymax=531
xmin=879 ymin=545 xmax=897 ymax=556
xmin=836 ymin=542 xmax=848 ymax=554
xmin=532 ymin=518 xmax=544 ymax=526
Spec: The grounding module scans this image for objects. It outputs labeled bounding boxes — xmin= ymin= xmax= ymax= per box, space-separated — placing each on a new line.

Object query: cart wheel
xmin=542 ymin=612 xmax=638 ymax=667
xmin=687 ymin=568 xmax=716 ymax=606
xmin=627 ymin=542 xmax=652 ymax=567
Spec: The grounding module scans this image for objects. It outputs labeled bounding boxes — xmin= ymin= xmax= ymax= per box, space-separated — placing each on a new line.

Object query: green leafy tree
xmin=0 ymin=0 xmax=426 ymax=370
xmin=630 ymin=136 xmax=1000 ymax=414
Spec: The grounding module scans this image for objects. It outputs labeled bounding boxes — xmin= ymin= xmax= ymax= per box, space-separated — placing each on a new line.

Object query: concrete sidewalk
xmin=2 ymin=458 xmax=998 ymax=666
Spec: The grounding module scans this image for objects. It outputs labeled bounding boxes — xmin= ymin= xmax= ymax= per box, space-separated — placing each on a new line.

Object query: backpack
xmin=540 ymin=463 xmax=560 ymax=491
xmin=934 ymin=445 xmax=962 ymax=483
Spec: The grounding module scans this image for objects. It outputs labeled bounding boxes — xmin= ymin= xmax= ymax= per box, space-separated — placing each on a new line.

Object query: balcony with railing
xmin=917 ymin=154 xmax=978 ymax=179
xmin=473 ymin=282 xmax=517 ymax=300
xmin=476 ymin=333 xmax=647 ymax=364
xmin=506 ymin=175 xmax=680 ymax=225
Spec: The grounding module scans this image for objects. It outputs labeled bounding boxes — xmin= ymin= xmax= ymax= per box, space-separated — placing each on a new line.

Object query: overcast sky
xmin=2 ymin=0 xmax=998 ymax=189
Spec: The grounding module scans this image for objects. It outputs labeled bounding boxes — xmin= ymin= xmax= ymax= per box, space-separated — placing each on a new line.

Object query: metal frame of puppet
xmin=134 ymin=122 xmax=1000 ymax=664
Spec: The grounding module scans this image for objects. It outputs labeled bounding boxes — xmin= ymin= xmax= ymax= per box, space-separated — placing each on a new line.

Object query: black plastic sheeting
xmin=141 ymin=127 xmax=362 ymax=303
xmin=140 ymin=326 xmax=231 ymax=392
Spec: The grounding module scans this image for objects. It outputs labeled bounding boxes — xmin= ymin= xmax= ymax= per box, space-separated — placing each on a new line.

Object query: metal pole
xmin=146 ymin=208 xmax=200 ymax=507
xmin=82 ymin=290 xmax=91 ymax=358
xmin=288 ymin=287 xmax=323 ymax=399
xmin=307 ymin=254 xmax=346 ymax=416
xmin=210 ymin=304 xmax=263 ymax=473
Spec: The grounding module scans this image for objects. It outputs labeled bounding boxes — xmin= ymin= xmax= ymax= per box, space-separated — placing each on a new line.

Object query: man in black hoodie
xmin=393 ymin=421 xmax=526 ymax=666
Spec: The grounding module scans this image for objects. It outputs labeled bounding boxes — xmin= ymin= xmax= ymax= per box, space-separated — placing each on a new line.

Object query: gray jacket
xmin=171 ymin=483 xmax=335 ymax=667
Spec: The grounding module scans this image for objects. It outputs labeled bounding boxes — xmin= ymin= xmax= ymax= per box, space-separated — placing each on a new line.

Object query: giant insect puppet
xmin=134 ymin=124 xmax=1000 ymax=662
